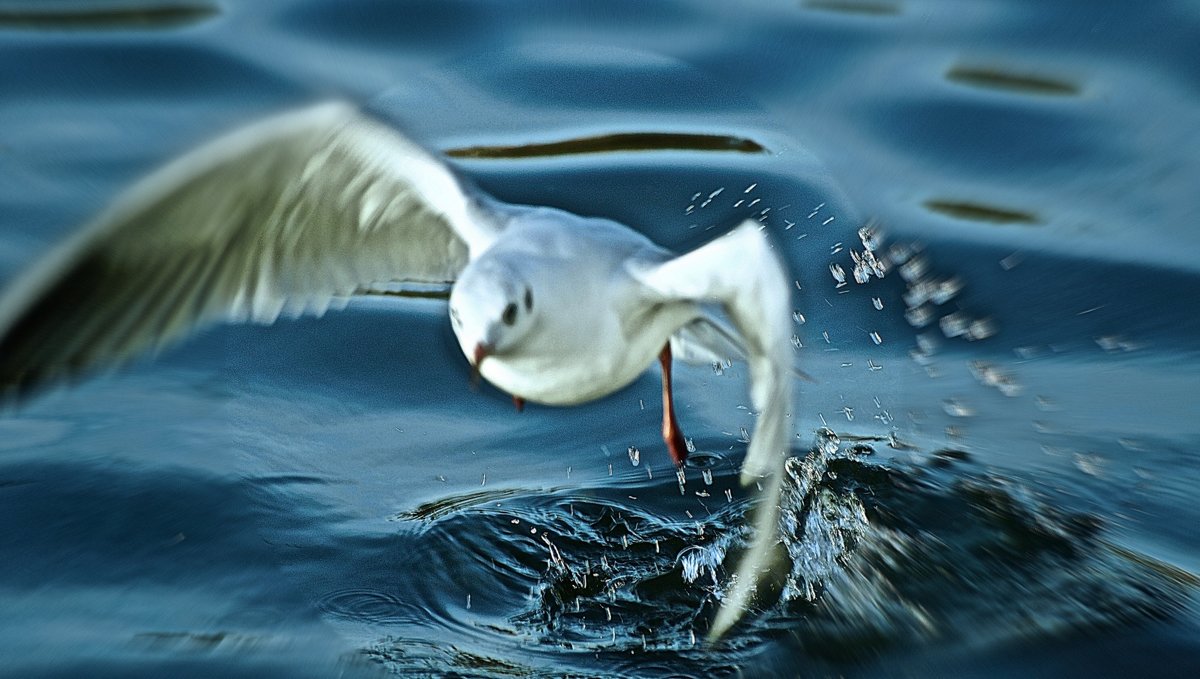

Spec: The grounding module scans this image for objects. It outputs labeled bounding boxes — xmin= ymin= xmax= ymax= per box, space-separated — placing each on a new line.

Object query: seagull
xmin=0 ymin=102 xmax=796 ymax=641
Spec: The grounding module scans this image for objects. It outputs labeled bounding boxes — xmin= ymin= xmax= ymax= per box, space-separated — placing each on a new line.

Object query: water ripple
xmin=360 ymin=429 xmax=1195 ymax=675
xmin=317 ymin=588 xmax=423 ymax=625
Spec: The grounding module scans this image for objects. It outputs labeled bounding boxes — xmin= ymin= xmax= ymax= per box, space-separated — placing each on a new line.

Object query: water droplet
xmin=853 ymin=259 xmax=871 ymax=284
xmin=871 ymin=256 xmax=888 ymax=278
xmin=793 ymin=310 xmax=806 ymax=324
xmin=858 ymin=223 xmax=883 ymax=251
xmin=627 ymin=446 xmax=641 ymax=467
xmin=744 ymin=182 xmax=758 ymax=193
xmin=872 ymin=296 xmax=884 ymax=310
xmin=941 ymin=398 xmax=974 ymax=417
xmin=967 ymin=317 xmax=997 ymax=340
xmin=904 ymin=281 xmax=931 ymax=307
xmin=931 ymin=277 xmax=963 ymax=304
xmin=916 ymin=333 xmax=940 ymax=355
xmin=899 ymin=255 xmax=929 ymax=283
xmin=999 ymin=251 xmax=1024 ymax=270
xmin=905 ymin=305 xmax=934 ymax=327
xmin=890 ymin=242 xmax=916 ymax=263
xmin=940 ymin=312 xmax=970 ymax=338
xmin=969 ymin=360 xmax=1021 ymax=396
xmin=828 ymin=262 xmax=846 ymax=284
xmin=700 ymin=187 xmax=723 ymax=208
xmin=702 ymin=468 xmax=714 ymax=485
xmin=466 ymin=594 xmax=471 ymax=609
xmin=870 ymin=331 xmax=883 ymax=345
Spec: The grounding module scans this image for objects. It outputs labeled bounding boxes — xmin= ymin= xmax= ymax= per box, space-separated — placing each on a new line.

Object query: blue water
xmin=2 ymin=1 xmax=1199 ymax=677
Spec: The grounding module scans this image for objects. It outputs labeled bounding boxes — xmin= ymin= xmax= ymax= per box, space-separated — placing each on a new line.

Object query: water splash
xmin=364 ymin=431 xmax=1193 ymax=674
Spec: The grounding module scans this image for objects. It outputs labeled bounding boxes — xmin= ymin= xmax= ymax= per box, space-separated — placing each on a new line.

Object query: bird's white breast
xmin=469 ymin=218 xmax=695 ymax=406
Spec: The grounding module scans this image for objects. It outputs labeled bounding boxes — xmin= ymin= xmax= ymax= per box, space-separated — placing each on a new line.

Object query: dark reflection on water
xmin=802 ymin=0 xmax=901 ymax=16
xmin=923 ymin=199 xmax=1039 ymax=225
xmin=0 ymin=4 xmax=216 ymax=30
xmin=945 ymin=65 xmax=1082 ymax=97
xmin=445 ymin=131 xmax=766 ymax=158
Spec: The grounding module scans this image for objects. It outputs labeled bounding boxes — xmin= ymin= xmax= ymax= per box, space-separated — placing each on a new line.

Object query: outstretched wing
xmin=630 ymin=219 xmax=795 ymax=641
xmin=0 ymin=102 xmax=501 ymax=398
xmin=669 ymin=315 xmax=747 ymax=367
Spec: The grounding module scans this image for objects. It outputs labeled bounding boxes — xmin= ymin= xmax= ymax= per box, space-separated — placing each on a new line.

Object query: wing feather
xmin=630 ymin=219 xmax=796 ymax=641
xmin=0 ymin=101 xmax=499 ymax=398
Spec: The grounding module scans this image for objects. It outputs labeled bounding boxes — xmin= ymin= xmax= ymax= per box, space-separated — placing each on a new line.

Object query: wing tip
xmin=705 ymin=508 xmax=787 ymax=644
xmin=0 ymin=366 xmax=58 ymax=411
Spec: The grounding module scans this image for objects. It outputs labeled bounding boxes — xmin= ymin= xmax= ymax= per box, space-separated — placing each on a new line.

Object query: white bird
xmin=0 ymin=102 xmax=796 ymax=641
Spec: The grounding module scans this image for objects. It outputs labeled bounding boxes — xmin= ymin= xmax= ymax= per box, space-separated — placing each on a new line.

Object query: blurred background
xmin=1 ymin=1 xmax=1198 ymax=677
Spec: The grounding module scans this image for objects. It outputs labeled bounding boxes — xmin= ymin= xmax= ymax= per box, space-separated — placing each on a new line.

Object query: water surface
xmin=1 ymin=1 xmax=1198 ymax=677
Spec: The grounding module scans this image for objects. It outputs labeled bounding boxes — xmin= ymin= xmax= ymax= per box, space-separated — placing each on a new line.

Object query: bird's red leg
xmin=659 ymin=344 xmax=689 ymax=468
xmin=512 ymin=395 xmax=525 ymax=412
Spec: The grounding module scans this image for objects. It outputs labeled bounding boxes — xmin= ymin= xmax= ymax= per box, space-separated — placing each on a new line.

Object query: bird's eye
xmin=501 ymin=302 xmax=518 ymax=326
xmin=524 ymin=288 xmax=533 ymax=311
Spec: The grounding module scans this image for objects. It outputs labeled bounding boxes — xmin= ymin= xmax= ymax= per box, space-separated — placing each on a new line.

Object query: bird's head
xmin=448 ymin=258 xmax=537 ymax=374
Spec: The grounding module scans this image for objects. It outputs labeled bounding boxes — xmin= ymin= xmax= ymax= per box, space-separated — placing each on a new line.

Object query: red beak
xmin=470 ymin=342 xmax=491 ymax=387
